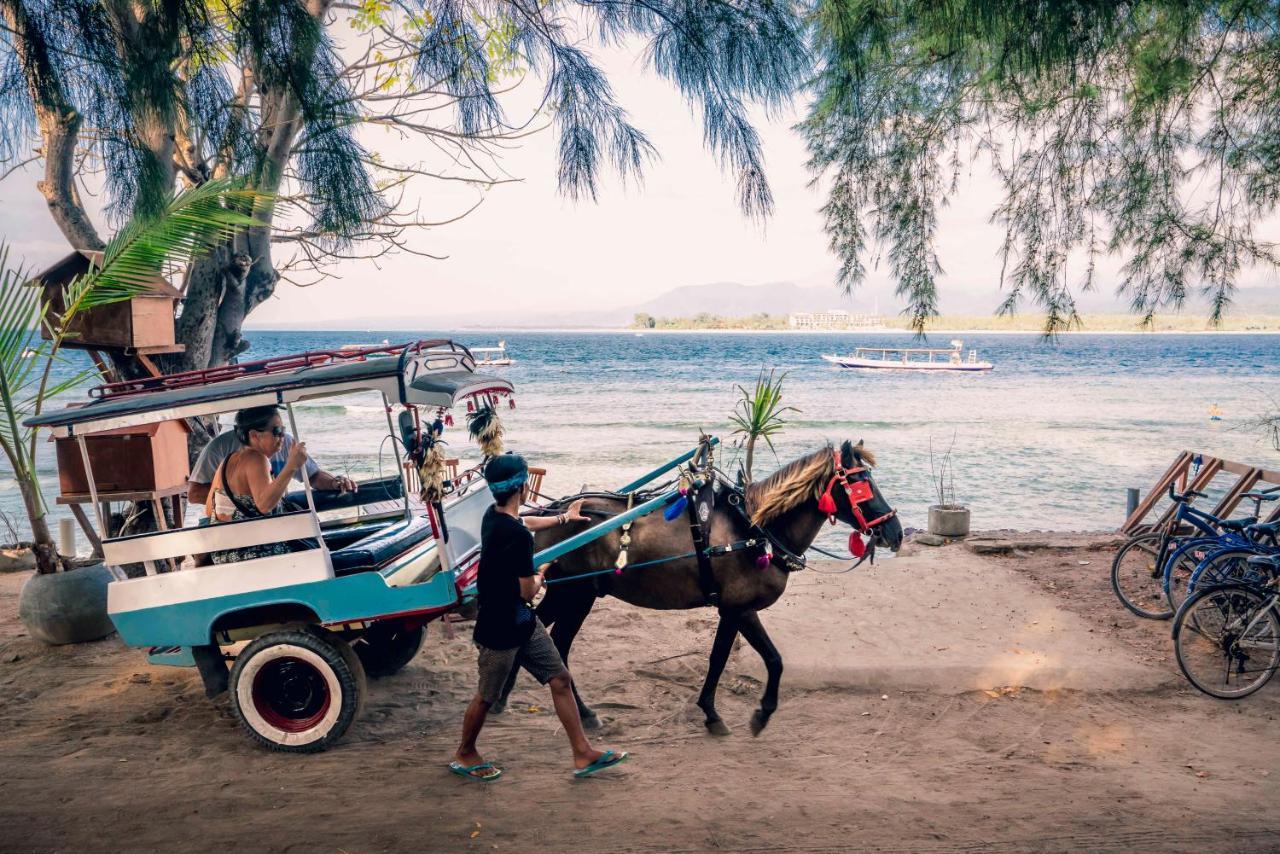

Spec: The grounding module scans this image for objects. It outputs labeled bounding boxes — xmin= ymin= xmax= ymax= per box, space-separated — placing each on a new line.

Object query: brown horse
xmin=494 ymin=440 xmax=904 ymax=736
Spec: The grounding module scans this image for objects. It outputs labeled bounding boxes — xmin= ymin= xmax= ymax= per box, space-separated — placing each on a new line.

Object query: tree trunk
xmin=13 ymin=469 xmax=60 ymax=574
xmin=744 ymin=436 xmax=756 ymax=483
xmin=1 ymin=0 xmax=104 ymax=251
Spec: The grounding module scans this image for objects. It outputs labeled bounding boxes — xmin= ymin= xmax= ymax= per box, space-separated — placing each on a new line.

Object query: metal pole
xmin=76 ymin=434 xmax=108 ymax=537
xmin=382 ymin=392 xmax=412 ymax=521
xmin=285 ymin=403 xmax=330 ymax=559
xmin=1126 ymin=488 xmax=1140 ymax=520
xmin=534 ymin=490 xmax=678 ymax=567
xmin=617 ymin=437 xmax=720 ymax=494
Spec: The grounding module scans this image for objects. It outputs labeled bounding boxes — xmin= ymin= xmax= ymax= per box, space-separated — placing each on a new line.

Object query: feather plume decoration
xmin=417 ymin=441 xmax=447 ymax=503
xmin=467 ymin=404 xmax=505 ymax=458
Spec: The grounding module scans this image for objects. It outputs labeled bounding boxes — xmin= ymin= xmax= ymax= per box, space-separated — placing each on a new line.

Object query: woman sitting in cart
xmin=188 ymin=408 xmax=356 ymax=508
xmin=206 ymin=406 xmax=312 ymax=564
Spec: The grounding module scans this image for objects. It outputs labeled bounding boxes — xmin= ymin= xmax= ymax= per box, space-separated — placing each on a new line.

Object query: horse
xmin=493 ymin=439 xmax=904 ymax=736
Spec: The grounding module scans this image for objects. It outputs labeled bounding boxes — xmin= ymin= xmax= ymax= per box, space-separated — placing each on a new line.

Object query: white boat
xmin=472 ymin=341 xmax=514 ymax=367
xmin=822 ymin=339 xmax=993 ymax=372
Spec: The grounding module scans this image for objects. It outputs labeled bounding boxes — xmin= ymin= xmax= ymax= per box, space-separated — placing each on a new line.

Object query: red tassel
xmin=508 ymin=398 xmax=516 ymax=410
xmin=848 ymin=532 xmax=866 ymax=558
xmin=445 ymin=413 xmax=454 ymax=427
xmin=817 ymin=491 xmax=837 ymax=516
xmin=466 ymin=400 xmax=474 ymax=413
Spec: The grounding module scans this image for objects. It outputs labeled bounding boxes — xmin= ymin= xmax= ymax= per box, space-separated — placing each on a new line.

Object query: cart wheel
xmin=354 ymin=624 xmax=426 ymax=679
xmin=230 ymin=628 xmax=366 ymax=753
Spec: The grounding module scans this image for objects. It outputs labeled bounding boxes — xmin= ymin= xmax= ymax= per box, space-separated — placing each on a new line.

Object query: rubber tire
xmin=229 ymin=627 xmax=367 ymax=753
xmin=1111 ymin=532 xmax=1172 ymax=619
xmin=353 ymin=624 xmax=426 ymax=679
xmin=1173 ymin=584 xmax=1280 ymax=700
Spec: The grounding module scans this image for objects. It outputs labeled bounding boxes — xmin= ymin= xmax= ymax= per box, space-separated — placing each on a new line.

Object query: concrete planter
xmin=18 ymin=563 xmax=116 ymax=645
xmin=927 ymin=505 xmax=971 ymax=538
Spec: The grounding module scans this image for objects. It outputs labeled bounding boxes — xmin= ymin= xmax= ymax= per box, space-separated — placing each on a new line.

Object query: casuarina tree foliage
xmin=803 ymin=0 xmax=1280 ymax=333
xmin=0 ymin=0 xmax=807 ymax=379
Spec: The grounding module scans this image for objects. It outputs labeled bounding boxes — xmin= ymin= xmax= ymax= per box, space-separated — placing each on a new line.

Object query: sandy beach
xmin=2 ymin=533 xmax=1278 ymax=853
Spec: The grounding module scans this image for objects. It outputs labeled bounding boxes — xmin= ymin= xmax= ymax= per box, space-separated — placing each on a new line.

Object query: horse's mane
xmin=744 ymin=441 xmax=876 ymax=527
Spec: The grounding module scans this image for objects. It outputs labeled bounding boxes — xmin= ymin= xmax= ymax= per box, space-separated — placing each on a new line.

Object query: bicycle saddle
xmin=1220 ymin=517 xmax=1258 ymax=533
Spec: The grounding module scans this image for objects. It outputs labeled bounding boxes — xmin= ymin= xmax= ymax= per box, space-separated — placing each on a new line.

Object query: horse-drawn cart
xmin=25 ymin=340 xmax=740 ymax=752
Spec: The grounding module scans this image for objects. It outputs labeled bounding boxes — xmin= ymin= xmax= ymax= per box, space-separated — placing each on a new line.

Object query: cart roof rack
xmin=27 ymin=339 xmax=514 ymax=437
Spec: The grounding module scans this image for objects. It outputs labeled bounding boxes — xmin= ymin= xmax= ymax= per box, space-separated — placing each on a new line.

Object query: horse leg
xmin=696 ymin=610 xmax=740 ymax=737
xmin=737 ymin=611 xmax=783 ymax=736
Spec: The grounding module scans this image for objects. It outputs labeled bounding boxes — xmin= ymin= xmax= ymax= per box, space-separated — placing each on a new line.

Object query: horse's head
xmin=825 ymin=440 xmax=904 ymax=551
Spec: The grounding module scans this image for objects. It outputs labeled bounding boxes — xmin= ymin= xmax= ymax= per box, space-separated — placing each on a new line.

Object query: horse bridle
xmin=817 ymin=450 xmax=898 ymax=534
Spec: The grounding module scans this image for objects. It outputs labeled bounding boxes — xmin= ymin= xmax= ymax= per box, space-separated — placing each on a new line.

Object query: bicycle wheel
xmin=1173 ymin=584 xmax=1280 ymax=699
xmin=1111 ymin=532 xmax=1172 ymax=619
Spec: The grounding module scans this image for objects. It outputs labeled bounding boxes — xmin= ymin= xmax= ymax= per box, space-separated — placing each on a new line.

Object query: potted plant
xmin=927 ymin=432 xmax=970 ymax=538
xmin=729 ymin=367 xmax=799 ymax=483
xmin=2 ymin=180 xmax=260 ymax=644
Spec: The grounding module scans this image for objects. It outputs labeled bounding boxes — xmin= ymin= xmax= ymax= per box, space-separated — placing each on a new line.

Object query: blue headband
xmin=488 ymin=471 xmax=528 ymax=495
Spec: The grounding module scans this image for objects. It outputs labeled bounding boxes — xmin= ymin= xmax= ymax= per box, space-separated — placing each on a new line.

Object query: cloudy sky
xmin=1 ymin=34 xmax=1275 ymax=327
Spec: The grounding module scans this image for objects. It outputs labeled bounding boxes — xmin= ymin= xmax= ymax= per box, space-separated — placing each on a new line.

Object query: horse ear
xmin=840 ymin=440 xmax=855 ymax=468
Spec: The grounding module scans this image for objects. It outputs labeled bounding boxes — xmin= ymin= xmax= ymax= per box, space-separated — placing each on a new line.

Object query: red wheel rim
xmin=251 ymin=655 xmax=332 ymax=733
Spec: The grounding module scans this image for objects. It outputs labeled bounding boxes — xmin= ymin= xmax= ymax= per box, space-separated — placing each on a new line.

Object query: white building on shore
xmin=788 ymin=310 xmax=885 ymax=330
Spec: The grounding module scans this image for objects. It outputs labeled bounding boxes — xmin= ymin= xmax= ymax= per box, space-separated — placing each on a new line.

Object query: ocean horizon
xmin=4 ymin=329 xmax=1278 ymax=549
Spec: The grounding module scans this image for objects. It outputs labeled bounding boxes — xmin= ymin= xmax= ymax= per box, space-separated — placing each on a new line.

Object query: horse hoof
xmin=581 ymin=712 xmax=602 ymax=731
xmin=749 ymin=710 xmax=770 ymax=737
xmin=705 ymin=719 xmax=732 ymax=737
xmin=490 ymin=701 xmax=507 ymax=715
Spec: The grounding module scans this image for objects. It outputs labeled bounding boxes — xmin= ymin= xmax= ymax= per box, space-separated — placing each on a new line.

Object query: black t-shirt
xmin=473 ymin=506 xmax=537 ymax=650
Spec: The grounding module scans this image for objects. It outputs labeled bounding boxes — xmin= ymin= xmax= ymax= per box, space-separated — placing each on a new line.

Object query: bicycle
xmin=1180 ymin=519 xmax=1280 ymax=604
xmin=1111 ymin=483 xmax=1265 ymax=619
xmin=1172 ymin=553 xmax=1280 ymax=699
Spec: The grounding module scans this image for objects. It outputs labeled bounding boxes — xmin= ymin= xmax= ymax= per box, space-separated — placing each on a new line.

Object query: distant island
xmin=629 ymin=311 xmax=1280 ymax=333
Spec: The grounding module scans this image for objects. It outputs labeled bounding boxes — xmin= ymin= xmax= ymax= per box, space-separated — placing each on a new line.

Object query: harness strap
xmin=686 ymin=480 xmax=720 ymax=607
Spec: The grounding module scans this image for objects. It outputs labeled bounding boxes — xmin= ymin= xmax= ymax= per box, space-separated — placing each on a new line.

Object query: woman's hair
xmin=234 ymin=405 xmax=282 ymax=446
xmin=485 ymin=453 xmax=528 ymax=504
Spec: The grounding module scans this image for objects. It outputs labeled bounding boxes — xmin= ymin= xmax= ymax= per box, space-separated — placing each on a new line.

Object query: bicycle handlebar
xmin=1168 ymin=483 xmax=1205 ymax=503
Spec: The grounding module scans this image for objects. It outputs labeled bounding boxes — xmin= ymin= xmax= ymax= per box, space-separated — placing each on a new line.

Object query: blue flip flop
xmin=449 ymin=760 xmax=502 ymax=782
xmin=573 ymin=749 xmax=629 ymax=779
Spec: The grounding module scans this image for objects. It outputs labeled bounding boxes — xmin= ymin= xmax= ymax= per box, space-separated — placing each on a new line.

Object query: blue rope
xmin=544 ymin=550 xmax=698 ymax=585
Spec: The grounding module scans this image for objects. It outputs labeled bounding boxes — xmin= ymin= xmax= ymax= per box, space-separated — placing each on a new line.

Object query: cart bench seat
xmin=330 ymin=517 xmax=433 ymax=575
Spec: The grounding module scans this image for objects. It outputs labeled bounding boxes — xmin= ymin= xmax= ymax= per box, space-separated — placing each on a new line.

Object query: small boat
xmin=822 ymin=339 xmax=993 ymax=372
xmin=472 ymin=341 xmax=514 ymax=367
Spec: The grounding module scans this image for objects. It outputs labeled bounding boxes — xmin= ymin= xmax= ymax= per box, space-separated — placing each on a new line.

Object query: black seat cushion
xmin=283 ymin=476 xmax=405 ymax=515
xmin=330 ymin=517 xmax=433 ymax=575
xmin=321 ymin=520 xmax=395 ymax=551
xmin=1220 ymin=518 xmax=1255 ymax=533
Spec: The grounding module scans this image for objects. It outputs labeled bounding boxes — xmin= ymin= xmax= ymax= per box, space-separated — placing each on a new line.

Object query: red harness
xmin=816 ymin=450 xmax=898 ymax=536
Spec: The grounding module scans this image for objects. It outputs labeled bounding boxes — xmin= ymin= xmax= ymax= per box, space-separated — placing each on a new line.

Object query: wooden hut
xmin=28 ymin=250 xmax=184 ymax=354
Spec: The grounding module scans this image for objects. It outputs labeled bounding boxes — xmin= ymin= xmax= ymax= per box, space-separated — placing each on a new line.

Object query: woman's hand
xmin=564 ymin=499 xmax=588 ymax=522
xmin=286 ymin=440 xmax=309 ymax=472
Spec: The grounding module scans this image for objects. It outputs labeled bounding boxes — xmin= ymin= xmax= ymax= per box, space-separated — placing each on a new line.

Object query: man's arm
xmin=310 ymin=469 xmax=357 ymax=493
xmin=523 ymin=499 xmax=587 ymax=532
xmin=188 ymin=481 xmax=211 ymax=506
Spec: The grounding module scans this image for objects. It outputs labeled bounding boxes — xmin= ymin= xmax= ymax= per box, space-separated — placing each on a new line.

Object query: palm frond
xmin=62 ymin=178 xmax=265 ymax=317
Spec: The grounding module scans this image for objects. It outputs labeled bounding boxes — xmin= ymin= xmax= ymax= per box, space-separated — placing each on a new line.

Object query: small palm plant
xmin=729 ymin=368 xmax=799 ymax=483
xmin=0 ymin=179 xmax=263 ymax=574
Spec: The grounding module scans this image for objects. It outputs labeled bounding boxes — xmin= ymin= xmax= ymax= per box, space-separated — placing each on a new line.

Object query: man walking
xmin=450 ymin=453 xmax=628 ymax=781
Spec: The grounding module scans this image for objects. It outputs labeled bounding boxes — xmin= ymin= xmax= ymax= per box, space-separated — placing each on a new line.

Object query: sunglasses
xmin=254 ymin=425 xmax=285 ymax=437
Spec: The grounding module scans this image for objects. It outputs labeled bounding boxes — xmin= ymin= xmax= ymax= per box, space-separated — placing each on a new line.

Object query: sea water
xmin=2 ymin=330 xmax=1277 ymax=546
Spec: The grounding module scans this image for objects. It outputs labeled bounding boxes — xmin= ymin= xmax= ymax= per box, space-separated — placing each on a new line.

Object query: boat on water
xmin=472 ymin=340 xmax=514 ymax=367
xmin=822 ymin=339 xmax=993 ymax=372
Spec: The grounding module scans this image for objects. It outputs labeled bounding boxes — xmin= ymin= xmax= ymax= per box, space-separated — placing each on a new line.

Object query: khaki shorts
xmin=476 ymin=618 xmax=568 ymax=704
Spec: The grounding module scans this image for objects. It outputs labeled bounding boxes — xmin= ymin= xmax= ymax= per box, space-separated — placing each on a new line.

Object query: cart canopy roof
xmin=27 ymin=340 xmax=514 ymax=436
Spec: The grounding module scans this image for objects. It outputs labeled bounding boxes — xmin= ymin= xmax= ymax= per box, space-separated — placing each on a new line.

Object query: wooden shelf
xmin=57 ymin=483 xmax=188 ymax=505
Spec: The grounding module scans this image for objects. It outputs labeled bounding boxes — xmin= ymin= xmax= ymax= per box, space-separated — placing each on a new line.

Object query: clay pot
xmin=18 ymin=562 xmax=116 ymax=645
xmin=927 ymin=505 xmax=971 ymax=538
